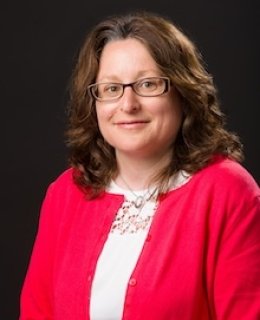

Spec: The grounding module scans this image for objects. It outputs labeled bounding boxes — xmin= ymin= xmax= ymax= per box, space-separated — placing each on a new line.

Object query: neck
xmin=115 ymin=151 xmax=171 ymax=190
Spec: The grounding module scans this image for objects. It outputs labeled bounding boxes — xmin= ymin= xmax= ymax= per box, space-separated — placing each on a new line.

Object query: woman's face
xmin=95 ymin=38 xmax=183 ymax=161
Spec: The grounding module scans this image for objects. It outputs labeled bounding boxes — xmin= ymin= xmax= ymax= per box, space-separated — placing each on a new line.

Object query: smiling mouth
xmin=116 ymin=120 xmax=149 ymax=125
xmin=115 ymin=120 xmax=149 ymax=129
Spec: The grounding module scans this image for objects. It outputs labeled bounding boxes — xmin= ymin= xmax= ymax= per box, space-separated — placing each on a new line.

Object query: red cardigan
xmin=20 ymin=157 xmax=260 ymax=319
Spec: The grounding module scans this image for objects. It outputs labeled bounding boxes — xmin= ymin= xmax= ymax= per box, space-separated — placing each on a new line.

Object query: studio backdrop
xmin=1 ymin=1 xmax=259 ymax=318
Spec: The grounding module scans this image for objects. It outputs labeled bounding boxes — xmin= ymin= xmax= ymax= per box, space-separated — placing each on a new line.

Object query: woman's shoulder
xmin=45 ymin=167 xmax=83 ymax=198
xmin=52 ymin=167 xmax=74 ymax=184
xmin=194 ymin=155 xmax=259 ymax=194
xmin=47 ymin=167 xmax=74 ymax=188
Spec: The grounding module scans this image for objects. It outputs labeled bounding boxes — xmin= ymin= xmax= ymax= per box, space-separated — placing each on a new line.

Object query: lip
xmin=114 ymin=120 xmax=150 ymax=129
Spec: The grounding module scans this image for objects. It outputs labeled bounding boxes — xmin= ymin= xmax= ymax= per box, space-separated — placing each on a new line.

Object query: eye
xmin=139 ymin=78 xmax=158 ymax=91
xmin=142 ymin=80 xmax=155 ymax=88
xmin=99 ymin=83 xmax=122 ymax=98
xmin=104 ymin=84 xmax=121 ymax=93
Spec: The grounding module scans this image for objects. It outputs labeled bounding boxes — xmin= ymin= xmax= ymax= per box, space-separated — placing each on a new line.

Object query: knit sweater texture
xmin=20 ymin=156 xmax=260 ymax=319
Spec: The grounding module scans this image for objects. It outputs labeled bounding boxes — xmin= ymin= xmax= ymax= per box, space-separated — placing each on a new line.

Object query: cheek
xmin=158 ymin=104 xmax=183 ymax=142
xmin=168 ymin=97 xmax=183 ymax=130
xmin=96 ymin=106 xmax=109 ymax=127
xmin=95 ymin=107 xmax=103 ymax=126
xmin=96 ymin=103 xmax=115 ymax=122
xmin=95 ymin=107 xmax=106 ymax=136
xmin=95 ymin=106 xmax=115 ymax=139
xmin=96 ymin=114 xmax=106 ymax=137
xmin=159 ymin=103 xmax=183 ymax=128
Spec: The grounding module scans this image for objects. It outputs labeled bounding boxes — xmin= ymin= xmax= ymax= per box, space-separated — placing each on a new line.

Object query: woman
xmin=20 ymin=11 xmax=260 ymax=319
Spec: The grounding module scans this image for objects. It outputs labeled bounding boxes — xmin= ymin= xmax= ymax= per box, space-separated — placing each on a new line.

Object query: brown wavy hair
xmin=66 ymin=11 xmax=243 ymax=197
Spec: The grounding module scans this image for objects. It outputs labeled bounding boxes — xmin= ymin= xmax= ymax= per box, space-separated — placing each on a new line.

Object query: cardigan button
xmin=129 ymin=278 xmax=137 ymax=286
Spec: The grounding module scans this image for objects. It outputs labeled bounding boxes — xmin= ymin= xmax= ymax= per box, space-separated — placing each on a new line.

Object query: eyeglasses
xmin=87 ymin=76 xmax=171 ymax=102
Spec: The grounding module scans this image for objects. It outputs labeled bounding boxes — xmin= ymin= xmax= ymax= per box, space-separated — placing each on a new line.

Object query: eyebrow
xmin=96 ymin=70 xmax=162 ymax=83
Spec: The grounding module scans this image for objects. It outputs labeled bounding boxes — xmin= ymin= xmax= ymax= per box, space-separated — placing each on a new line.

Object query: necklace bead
xmin=119 ymin=175 xmax=157 ymax=209
xmin=134 ymin=195 xmax=145 ymax=208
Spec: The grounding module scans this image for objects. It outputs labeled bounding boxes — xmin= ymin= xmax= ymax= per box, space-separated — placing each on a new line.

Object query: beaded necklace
xmin=119 ymin=175 xmax=157 ymax=209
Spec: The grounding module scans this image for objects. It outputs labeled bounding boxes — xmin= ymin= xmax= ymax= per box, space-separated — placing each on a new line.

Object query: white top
xmin=89 ymin=171 xmax=190 ymax=320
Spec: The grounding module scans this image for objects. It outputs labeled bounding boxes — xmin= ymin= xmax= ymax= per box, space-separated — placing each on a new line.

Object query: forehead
xmin=96 ymin=38 xmax=160 ymax=82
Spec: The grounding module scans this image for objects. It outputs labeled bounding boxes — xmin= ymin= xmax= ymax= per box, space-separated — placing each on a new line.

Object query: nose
xmin=120 ymin=86 xmax=141 ymax=113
